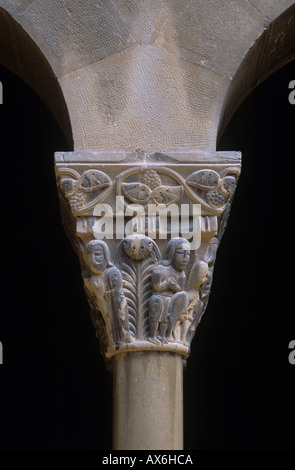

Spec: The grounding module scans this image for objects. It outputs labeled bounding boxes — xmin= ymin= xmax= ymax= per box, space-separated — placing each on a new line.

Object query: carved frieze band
xmin=55 ymin=151 xmax=241 ymax=360
xmin=56 ymin=165 xmax=239 ymax=216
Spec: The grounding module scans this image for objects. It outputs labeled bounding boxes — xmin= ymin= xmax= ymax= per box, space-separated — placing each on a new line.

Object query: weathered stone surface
xmin=59 ymin=45 xmax=229 ymax=152
xmin=250 ymin=0 xmax=295 ymax=19
xmin=111 ymin=0 xmax=179 ymax=45
xmin=0 ymin=0 xmax=23 ymax=11
xmin=12 ymin=0 xmax=134 ymax=77
xmin=1 ymin=0 xmax=295 ymax=151
xmin=154 ymin=0 xmax=269 ymax=77
xmin=113 ymin=352 xmax=183 ymax=450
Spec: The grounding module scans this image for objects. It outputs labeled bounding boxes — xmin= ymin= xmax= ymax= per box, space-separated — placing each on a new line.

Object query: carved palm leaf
xmin=114 ymin=238 xmax=160 ymax=340
xmin=120 ymin=260 xmax=137 ymax=337
xmin=138 ymin=255 xmax=157 ymax=339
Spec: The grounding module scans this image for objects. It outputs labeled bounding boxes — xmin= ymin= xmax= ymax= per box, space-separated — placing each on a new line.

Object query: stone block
xmin=111 ymin=0 xmax=179 ymax=45
xmin=13 ymin=0 xmax=134 ymax=77
xmin=59 ymin=45 xmax=229 ymax=152
xmin=154 ymin=0 xmax=269 ymax=78
xmin=250 ymin=0 xmax=295 ymax=19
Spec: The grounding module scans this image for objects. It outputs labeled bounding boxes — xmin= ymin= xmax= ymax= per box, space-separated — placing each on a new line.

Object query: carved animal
xmin=122 ymin=182 xmax=151 ymax=203
xmin=61 ymin=177 xmax=79 ymax=196
xmin=122 ymin=171 xmax=183 ymax=206
xmin=151 ymin=185 xmax=183 ymax=204
xmin=123 ymin=236 xmax=154 ymax=260
xmin=222 ymin=175 xmax=236 ymax=195
xmin=80 ymin=169 xmax=111 ymax=191
xmin=186 ymin=169 xmax=220 ymax=190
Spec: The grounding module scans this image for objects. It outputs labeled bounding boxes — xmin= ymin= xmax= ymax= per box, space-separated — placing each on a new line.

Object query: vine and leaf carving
xmin=186 ymin=168 xmax=238 ymax=209
xmin=56 ymin=166 xmax=239 ymax=216
xmin=57 ymin=168 xmax=112 ymax=214
xmin=121 ymin=169 xmax=184 ymax=206
xmin=117 ymin=167 xmax=239 ymax=214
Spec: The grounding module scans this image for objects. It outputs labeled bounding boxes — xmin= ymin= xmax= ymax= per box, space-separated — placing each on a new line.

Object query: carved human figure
xmin=83 ymin=239 xmax=133 ymax=345
xmin=173 ymin=260 xmax=209 ymax=346
xmin=148 ymin=238 xmax=190 ymax=345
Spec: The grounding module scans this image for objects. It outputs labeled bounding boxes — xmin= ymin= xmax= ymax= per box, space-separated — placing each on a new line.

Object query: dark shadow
xmin=0 ymin=7 xmax=73 ymax=148
xmin=218 ymin=3 xmax=295 ymax=144
xmin=184 ymin=59 xmax=295 ymax=450
xmin=0 ymin=65 xmax=112 ymax=450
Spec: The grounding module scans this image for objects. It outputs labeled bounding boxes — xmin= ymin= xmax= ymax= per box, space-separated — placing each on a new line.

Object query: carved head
xmin=60 ymin=178 xmax=79 ymax=196
xmin=86 ymin=239 xmax=113 ymax=274
xmin=123 ymin=235 xmax=153 ymax=260
xmin=193 ymin=261 xmax=209 ymax=290
xmin=222 ymin=176 xmax=236 ymax=195
xmin=163 ymin=237 xmax=190 ymax=271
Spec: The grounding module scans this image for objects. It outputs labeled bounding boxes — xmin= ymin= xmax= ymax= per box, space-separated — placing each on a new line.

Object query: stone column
xmin=55 ymin=150 xmax=241 ymax=450
xmin=113 ymin=352 xmax=183 ymax=450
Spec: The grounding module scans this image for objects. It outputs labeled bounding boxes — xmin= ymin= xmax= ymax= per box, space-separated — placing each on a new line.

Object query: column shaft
xmin=112 ymin=352 xmax=183 ymax=450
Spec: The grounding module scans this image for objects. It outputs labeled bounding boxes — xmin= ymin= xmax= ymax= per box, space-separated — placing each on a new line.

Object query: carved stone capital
xmin=55 ymin=151 xmax=241 ymax=364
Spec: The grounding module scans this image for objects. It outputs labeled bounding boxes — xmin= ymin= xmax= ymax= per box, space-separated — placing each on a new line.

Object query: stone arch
xmin=1 ymin=1 xmax=294 ymax=153
xmin=0 ymin=6 xmax=73 ymax=147
xmin=218 ymin=3 xmax=295 ymax=143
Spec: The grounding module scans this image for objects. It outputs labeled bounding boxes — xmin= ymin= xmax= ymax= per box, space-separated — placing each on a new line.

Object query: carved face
xmin=193 ymin=261 xmax=209 ymax=290
xmin=123 ymin=236 xmax=153 ymax=260
xmin=199 ymin=266 xmax=209 ymax=285
xmin=87 ymin=245 xmax=107 ymax=274
xmin=172 ymin=245 xmax=190 ymax=271
xmin=222 ymin=176 xmax=236 ymax=195
xmin=61 ymin=178 xmax=78 ymax=196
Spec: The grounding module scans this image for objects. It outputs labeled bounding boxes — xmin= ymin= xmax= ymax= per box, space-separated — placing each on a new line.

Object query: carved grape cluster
xmin=206 ymin=190 xmax=225 ymax=207
xmin=69 ymin=191 xmax=87 ymax=210
xmin=141 ymin=170 xmax=162 ymax=190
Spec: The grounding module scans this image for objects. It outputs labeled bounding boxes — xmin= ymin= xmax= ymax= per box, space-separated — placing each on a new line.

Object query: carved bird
xmin=151 ymin=185 xmax=183 ymax=204
xmin=80 ymin=169 xmax=111 ymax=192
xmin=60 ymin=169 xmax=111 ymax=211
xmin=121 ymin=182 xmax=151 ymax=204
xmin=186 ymin=170 xmax=237 ymax=208
xmin=222 ymin=176 xmax=236 ymax=196
xmin=186 ymin=169 xmax=220 ymax=190
xmin=122 ymin=170 xmax=183 ymax=206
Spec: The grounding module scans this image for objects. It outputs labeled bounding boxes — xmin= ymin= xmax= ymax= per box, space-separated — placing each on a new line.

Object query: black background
xmin=0 ymin=59 xmax=294 ymax=452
